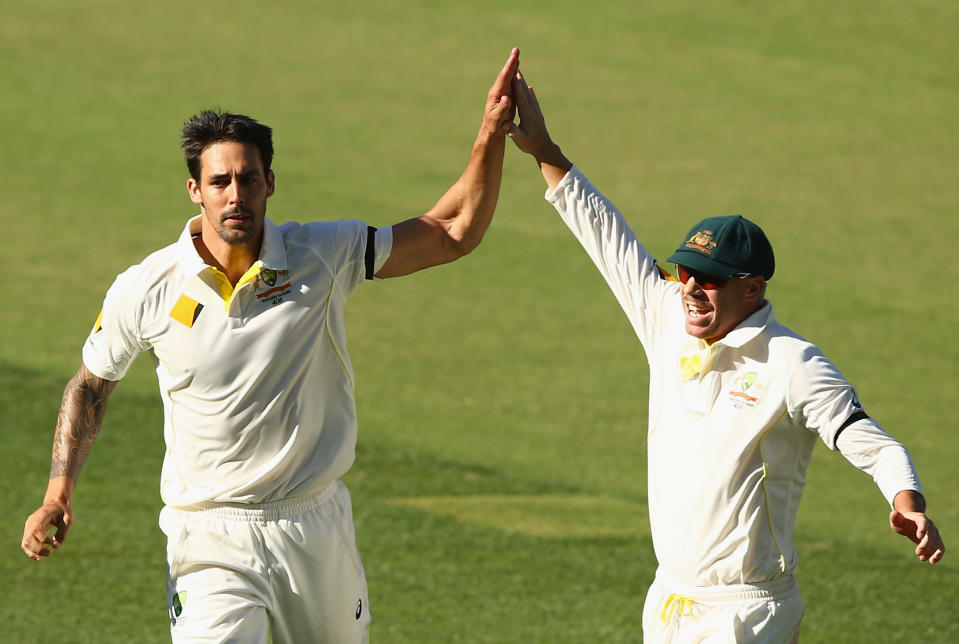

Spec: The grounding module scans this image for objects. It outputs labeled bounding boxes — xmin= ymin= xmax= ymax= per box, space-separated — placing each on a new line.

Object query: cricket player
xmin=506 ymin=68 xmax=945 ymax=642
xmin=21 ymin=48 xmax=521 ymax=643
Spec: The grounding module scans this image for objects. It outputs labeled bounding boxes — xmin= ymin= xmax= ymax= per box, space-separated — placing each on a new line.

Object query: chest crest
xmin=254 ymin=269 xmax=293 ymax=305
xmin=727 ymin=370 xmax=765 ymax=409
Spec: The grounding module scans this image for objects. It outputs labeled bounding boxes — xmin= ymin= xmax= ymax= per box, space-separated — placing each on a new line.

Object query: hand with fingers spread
xmin=507 ymin=69 xmax=572 ymax=190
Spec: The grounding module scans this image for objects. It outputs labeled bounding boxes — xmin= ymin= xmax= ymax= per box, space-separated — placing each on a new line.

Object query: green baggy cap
xmin=666 ymin=214 xmax=775 ymax=279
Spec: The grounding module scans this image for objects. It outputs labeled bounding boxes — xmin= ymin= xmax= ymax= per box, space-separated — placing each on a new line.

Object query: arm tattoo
xmin=49 ymin=366 xmax=117 ymax=481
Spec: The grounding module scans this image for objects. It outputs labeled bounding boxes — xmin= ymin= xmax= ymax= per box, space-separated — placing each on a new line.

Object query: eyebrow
xmin=206 ymin=169 xmax=263 ymax=182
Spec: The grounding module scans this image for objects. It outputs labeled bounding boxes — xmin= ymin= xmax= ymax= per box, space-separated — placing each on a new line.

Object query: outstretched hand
xmin=507 ymin=70 xmax=552 ymax=157
xmin=889 ymin=509 xmax=945 ymax=564
xmin=484 ymin=48 xmax=520 ymax=136
xmin=506 ymin=68 xmax=571 ymax=189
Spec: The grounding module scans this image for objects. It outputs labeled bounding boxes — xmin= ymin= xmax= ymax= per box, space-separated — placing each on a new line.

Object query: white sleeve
xmin=545 ymin=166 xmax=679 ymax=353
xmin=295 ymin=220 xmax=392 ymax=290
xmin=836 ymin=419 xmax=923 ymax=507
xmin=787 ymin=349 xmax=865 ymax=447
xmin=785 ymin=342 xmax=923 ymax=507
xmin=82 ymin=269 xmax=150 ymax=382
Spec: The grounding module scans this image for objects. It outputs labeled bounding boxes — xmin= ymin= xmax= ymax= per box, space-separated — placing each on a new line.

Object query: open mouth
xmin=685 ymin=302 xmax=711 ymax=320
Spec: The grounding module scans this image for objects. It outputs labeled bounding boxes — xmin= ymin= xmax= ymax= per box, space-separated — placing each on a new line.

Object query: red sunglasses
xmin=676 ymin=265 xmax=752 ymax=290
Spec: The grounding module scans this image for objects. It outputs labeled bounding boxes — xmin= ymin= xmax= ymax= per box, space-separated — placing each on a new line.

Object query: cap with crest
xmin=666 ymin=214 xmax=774 ymax=280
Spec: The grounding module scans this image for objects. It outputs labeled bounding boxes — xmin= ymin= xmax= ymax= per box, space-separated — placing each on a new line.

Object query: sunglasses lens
xmin=677 ymin=266 xmax=726 ymax=289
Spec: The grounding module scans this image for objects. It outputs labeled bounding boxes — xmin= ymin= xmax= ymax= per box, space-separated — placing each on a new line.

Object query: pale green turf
xmin=2 ymin=1 xmax=957 ymax=641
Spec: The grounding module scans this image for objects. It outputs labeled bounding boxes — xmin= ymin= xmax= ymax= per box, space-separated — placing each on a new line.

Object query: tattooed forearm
xmin=49 ymin=366 xmax=117 ymax=481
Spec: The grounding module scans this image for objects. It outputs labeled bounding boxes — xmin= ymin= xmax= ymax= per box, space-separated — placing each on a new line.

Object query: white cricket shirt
xmin=547 ymin=167 xmax=922 ymax=587
xmin=83 ymin=215 xmax=392 ymax=507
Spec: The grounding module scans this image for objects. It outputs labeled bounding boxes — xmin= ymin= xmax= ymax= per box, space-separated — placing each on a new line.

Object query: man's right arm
xmin=507 ymin=66 xmax=675 ymax=352
xmin=21 ymin=364 xmax=117 ymax=561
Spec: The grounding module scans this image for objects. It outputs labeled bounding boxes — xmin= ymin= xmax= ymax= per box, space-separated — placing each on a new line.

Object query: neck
xmin=194 ymin=228 xmax=263 ymax=286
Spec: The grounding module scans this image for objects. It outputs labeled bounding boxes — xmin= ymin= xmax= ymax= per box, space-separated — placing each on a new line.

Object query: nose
xmin=681 ymin=276 xmax=700 ymax=295
xmin=227 ymin=178 xmax=244 ymax=204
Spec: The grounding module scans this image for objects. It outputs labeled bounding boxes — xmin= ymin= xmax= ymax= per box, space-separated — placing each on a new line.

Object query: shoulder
xmin=280 ymin=219 xmax=368 ymax=237
xmin=279 ymin=219 xmax=370 ymax=258
xmin=762 ymin=319 xmax=853 ymax=393
xmin=104 ymin=242 xmax=181 ymax=308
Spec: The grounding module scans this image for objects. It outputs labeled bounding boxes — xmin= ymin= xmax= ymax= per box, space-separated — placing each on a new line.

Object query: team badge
xmin=255 ymin=269 xmax=293 ymax=306
xmin=684 ymin=230 xmax=717 ymax=255
xmin=728 ymin=371 xmax=762 ymax=409
xmin=261 ymin=268 xmax=278 ymax=287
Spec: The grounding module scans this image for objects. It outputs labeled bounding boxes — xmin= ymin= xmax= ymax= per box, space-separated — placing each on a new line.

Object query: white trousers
xmin=160 ymin=481 xmax=370 ymax=644
xmin=642 ymin=569 xmax=803 ymax=643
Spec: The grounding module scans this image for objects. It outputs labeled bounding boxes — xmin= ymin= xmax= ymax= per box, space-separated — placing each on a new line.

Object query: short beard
xmin=215 ymin=206 xmax=259 ymax=245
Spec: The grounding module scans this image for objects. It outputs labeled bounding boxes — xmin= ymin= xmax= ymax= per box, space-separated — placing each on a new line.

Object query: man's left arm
xmin=374 ymin=48 xmax=519 ymax=279
xmin=836 ymin=424 xmax=945 ymax=564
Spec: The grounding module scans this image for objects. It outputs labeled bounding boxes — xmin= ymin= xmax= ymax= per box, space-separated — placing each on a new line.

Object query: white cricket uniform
xmin=83 ymin=215 xmax=392 ymax=643
xmin=546 ymin=167 xmax=923 ymax=643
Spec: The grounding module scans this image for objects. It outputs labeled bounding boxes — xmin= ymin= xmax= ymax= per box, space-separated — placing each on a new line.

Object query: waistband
xmin=170 ymin=480 xmax=339 ymax=522
xmin=654 ymin=568 xmax=798 ymax=603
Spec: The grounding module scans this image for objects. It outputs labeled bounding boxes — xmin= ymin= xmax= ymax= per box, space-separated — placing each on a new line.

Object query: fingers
xmin=21 ymin=527 xmax=59 ymax=561
xmin=484 ymin=48 xmax=520 ymax=135
xmin=517 ymin=71 xmax=544 ymax=116
xmin=511 ymin=71 xmax=534 ymax=115
xmin=488 ymin=95 xmax=513 ymax=132
xmin=890 ymin=510 xmax=946 ymax=564
xmin=22 ymin=508 xmax=70 ymax=561
xmin=915 ymin=522 xmax=945 ymax=564
xmin=489 ymin=47 xmax=520 ymax=103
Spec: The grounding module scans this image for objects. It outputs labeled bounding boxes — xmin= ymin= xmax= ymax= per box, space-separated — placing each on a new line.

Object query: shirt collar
xmin=712 ymin=301 xmax=773 ymax=349
xmin=175 ymin=215 xmax=288 ymax=277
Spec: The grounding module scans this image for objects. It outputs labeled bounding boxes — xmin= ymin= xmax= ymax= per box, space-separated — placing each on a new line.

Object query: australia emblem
xmin=261 ymin=268 xmax=278 ymax=287
xmin=685 ymin=230 xmax=717 ymax=254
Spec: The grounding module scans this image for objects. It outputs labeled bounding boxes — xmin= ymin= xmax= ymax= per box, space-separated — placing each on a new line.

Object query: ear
xmin=266 ymin=170 xmax=276 ymax=198
xmin=187 ymin=177 xmax=203 ymax=205
xmin=744 ymin=277 xmax=765 ymax=302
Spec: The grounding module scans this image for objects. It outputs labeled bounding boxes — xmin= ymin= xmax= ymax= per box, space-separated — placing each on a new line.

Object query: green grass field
xmin=2 ymin=1 xmax=957 ymax=641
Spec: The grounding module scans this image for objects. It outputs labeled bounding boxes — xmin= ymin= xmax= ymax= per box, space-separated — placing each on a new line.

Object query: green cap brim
xmin=666 ymin=249 xmax=742 ymax=278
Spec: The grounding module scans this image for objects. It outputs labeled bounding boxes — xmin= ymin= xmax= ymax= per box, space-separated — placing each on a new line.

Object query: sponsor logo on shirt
xmin=169 ymin=294 xmax=204 ymax=328
xmin=169 ymin=590 xmax=187 ymax=627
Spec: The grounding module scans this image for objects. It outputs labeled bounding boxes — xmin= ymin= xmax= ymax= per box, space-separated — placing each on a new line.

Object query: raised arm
xmin=374 ymin=47 xmax=520 ymax=279
xmin=507 ymin=69 xmax=572 ymax=191
xmin=21 ymin=364 xmax=117 ymax=561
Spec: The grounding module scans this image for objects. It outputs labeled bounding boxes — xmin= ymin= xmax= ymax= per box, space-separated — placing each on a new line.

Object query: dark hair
xmin=180 ymin=109 xmax=274 ymax=182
